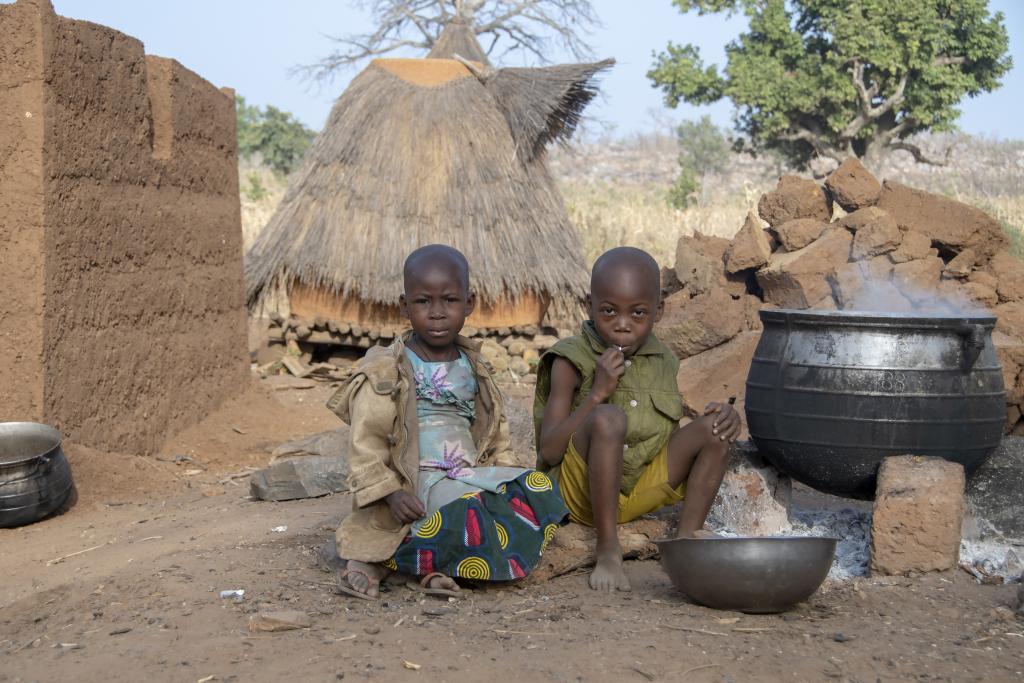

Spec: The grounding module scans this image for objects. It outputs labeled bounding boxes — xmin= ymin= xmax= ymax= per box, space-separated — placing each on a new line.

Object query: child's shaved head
xmin=590 ymin=247 xmax=661 ymax=303
xmin=403 ymin=244 xmax=470 ymax=294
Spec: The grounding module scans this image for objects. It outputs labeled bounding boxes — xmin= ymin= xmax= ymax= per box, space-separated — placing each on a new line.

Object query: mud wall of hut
xmin=0 ymin=0 xmax=249 ymax=453
xmin=0 ymin=0 xmax=47 ymax=420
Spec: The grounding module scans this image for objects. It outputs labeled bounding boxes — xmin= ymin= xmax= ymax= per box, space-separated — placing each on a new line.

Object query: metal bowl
xmin=654 ymin=536 xmax=837 ymax=613
xmin=0 ymin=422 xmax=74 ymax=527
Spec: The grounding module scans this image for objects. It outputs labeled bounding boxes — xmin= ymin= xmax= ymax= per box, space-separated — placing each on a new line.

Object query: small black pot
xmin=0 ymin=422 xmax=75 ymax=528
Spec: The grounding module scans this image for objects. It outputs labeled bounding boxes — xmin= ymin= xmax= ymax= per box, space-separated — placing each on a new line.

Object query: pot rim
xmin=654 ymin=535 xmax=839 ymax=545
xmin=0 ymin=422 xmax=63 ymax=467
xmin=761 ymin=308 xmax=996 ymax=329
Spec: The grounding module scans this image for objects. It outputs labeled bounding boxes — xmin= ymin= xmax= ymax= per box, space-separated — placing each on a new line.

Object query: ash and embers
xmin=718 ymin=506 xmax=1022 ymax=583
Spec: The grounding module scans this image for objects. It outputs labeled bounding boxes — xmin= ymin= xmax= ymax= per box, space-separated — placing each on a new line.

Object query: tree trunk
xmin=861 ymin=140 xmax=887 ymax=173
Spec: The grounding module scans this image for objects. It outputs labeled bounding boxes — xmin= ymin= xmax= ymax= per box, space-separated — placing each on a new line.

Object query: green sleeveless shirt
xmin=533 ymin=321 xmax=683 ymax=495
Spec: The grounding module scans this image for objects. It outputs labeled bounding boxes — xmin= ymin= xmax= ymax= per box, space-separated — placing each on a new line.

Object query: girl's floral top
xmin=403 ymin=348 xmax=526 ymax=531
xmin=412 ymin=361 xmax=475 ymax=420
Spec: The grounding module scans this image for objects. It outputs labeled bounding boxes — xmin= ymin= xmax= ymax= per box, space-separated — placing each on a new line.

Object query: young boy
xmin=533 ymin=247 xmax=741 ymax=591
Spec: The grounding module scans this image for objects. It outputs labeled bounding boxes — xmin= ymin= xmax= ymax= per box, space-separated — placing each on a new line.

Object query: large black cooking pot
xmin=0 ymin=422 xmax=75 ymax=527
xmin=745 ymin=309 xmax=1005 ymax=498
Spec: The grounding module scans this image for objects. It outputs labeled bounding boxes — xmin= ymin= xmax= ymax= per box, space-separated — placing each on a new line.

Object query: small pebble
xmin=833 ymin=632 xmax=850 ymax=643
xmin=422 ymin=606 xmax=452 ymax=617
xmin=364 ymin=624 xmax=381 ymax=635
xmin=991 ymin=606 xmax=1016 ymax=622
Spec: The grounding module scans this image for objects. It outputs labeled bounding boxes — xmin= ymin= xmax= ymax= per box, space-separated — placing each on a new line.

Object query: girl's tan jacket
xmin=327 ymin=333 xmax=517 ymax=562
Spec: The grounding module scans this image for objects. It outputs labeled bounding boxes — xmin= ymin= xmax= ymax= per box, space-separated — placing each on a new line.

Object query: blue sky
xmin=47 ymin=0 xmax=1023 ymax=140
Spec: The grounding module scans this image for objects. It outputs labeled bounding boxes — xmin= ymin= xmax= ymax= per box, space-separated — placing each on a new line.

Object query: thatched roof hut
xmin=245 ymin=26 xmax=612 ymax=330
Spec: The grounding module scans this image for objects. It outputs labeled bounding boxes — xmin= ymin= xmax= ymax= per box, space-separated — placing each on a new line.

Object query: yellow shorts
xmin=557 ymin=438 xmax=685 ymax=526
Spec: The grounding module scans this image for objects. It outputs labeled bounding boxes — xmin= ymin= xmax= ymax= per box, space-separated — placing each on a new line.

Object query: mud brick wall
xmin=0 ymin=1 xmax=47 ymax=419
xmin=1 ymin=0 xmax=248 ymax=453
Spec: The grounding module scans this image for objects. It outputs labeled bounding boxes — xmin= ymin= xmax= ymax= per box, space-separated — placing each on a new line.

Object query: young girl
xmin=328 ymin=244 xmax=568 ymax=599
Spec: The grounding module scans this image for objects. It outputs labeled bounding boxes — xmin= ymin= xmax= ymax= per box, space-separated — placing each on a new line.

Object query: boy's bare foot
xmin=693 ymin=529 xmax=722 ymax=538
xmin=676 ymin=528 xmax=722 ymax=539
xmin=590 ymin=547 xmax=631 ymax=591
xmin=336 ymin=559 xmax=389 ymax=599
xmin=421 ymin=573 xmax=458 ymax=589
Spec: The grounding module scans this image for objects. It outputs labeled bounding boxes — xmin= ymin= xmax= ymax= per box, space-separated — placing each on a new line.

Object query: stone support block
xmin=870 ymin=456 xmax=965 ymax=575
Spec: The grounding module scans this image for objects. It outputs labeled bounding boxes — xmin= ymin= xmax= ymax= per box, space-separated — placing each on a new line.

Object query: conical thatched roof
xmin=246 ymin=26 xmax=612 ymax=321
xmin=427 ymin=19 xmax=489 ymax=65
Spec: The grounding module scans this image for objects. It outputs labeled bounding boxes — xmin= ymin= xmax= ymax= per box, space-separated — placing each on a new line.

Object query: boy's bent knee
xmin=588 ymin=404 xmax=627 ymax=437
xmin=695 ymin=416 xmax=730 ymax=453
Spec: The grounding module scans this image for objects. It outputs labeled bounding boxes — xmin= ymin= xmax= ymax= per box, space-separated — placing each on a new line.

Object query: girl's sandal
xmin=335 ymin=568 xmax=380 ymax=601
xmin=407 ymin=572 xmax=462 ymax=599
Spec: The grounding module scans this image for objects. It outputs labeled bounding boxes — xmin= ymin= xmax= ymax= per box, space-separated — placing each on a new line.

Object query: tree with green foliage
xmin=235 ymin=96 xmax=317 ymax=175
xmin=648 ymin=1 xmax=1012 ymax=169
xmin=667 ymin=115 xmax=731 ymax=208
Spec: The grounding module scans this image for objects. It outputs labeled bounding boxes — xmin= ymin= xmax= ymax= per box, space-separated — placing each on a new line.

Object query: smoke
xmin=839 ymin=278 xmax=991 ymax=317
xmin=824 ymin=250 xmax=992 ymax=317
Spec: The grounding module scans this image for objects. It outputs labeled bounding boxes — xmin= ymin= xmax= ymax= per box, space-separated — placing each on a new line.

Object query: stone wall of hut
xmin=0 ymin=0 xmax=248 ymax=453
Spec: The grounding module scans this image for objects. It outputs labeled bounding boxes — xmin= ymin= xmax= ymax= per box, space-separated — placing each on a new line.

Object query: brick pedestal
xmin=870 ymin=456 xmax=965 ymax=575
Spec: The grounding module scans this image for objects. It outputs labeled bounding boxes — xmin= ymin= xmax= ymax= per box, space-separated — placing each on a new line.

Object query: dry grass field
xmin=240 ymin=132 xmax=1024 ymax=269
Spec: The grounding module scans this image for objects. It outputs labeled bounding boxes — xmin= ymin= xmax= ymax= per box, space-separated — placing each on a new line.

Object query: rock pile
xmin=660 ymin=158 xmax=1024 ymax=434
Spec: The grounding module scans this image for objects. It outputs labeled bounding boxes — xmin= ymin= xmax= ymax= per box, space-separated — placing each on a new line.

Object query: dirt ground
xmin=2 ymin=374 xmax=1022 ymax=683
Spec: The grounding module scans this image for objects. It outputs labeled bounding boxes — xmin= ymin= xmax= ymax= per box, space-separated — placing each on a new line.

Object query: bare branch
xmin=473 ymin=0 xmax=598 ymax=61
xmin=489 ymin=23 xmax=549 ymax=63
xmin=475 ymin=1 xmax=536 ymax=32
xmin=838 ymin=53 xmax=965 ymax=144
xmin=873 ymin=115 xmax=915 ymax=149
xmin=290 ymin=37 xmax=427 ymax=83
xmin=294 ymin=0 xmax=601 ymax=84
xmin=887 ymin=140 xmax=954 ymax=166
xmin=875 ymin=72 xmax=909 ymax=117
xmin=401 ymin=7 xmax=436 ymax=44
xmin=485 ymin=31 xmax=501 ymax=54
xmin=850 ymin=60 xmax=880 ymax=108
xmin=840 ymin=64 xmax=875 ymax=139
xmin=840 ymin=60 xmax=909 ymax=140
xmin=778 ymin=123 xmax=844 ymax=163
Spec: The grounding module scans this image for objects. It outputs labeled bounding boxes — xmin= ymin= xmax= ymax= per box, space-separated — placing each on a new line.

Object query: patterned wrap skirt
xmin=387 ymin=471 xmax=569 ymax=581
